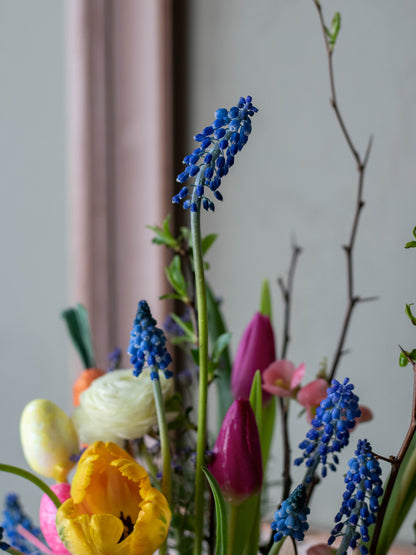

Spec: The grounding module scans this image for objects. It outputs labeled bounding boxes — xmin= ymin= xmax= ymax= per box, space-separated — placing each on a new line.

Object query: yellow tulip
xmin=20 ymin=399 xmax=79 ymax=482
xmin=56 ymin=441 xmax=171 ymax=555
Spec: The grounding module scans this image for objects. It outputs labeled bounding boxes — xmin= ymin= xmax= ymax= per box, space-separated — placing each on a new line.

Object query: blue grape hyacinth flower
xmin=1 ymin=493 xmax=44 ymax=554
xmin=328 ymin=439 xmax=383 ymax=554
xmin=172 ymin=95 xmax=258 ymax=212
xmin=294 ymin=378 xmax=361 ymax=482
xmin=271 ymin=484 xmax=310 ymax=543
xmin=128 ymin=300 xmax=173 ymax=380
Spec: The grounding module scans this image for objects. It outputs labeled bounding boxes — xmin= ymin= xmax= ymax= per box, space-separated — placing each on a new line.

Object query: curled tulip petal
xmin=56 ymin=441 xmax=171 ymax=555
xmin=39 ymin=483 xmax=71 ymax=554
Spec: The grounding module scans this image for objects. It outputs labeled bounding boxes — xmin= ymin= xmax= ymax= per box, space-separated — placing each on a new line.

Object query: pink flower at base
xmin=297 ymin=378 xmax=329 ymax=422
xmin=262 ymin=360 xmax=306 ymax=398
xmin=39 ymin=482 xmax=71 ymax=554
xmin=231 ymin=312 xmax=276 ymax=402
xmin=208 ymin=399 xmax=263 ymax=505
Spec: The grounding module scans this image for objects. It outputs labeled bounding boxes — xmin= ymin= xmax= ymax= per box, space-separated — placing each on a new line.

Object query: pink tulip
xmin=231 ymin=312 xmax=276 ymax=402
xmin=297 ymin=378 xmax=329 ymax=422
xmin=262 ymin=360 xmax=306 ymax=398
xmin=208 ymin=399 xmax=263 ymax=505
xmin=39 ymin=483 xmax=71 ymax=554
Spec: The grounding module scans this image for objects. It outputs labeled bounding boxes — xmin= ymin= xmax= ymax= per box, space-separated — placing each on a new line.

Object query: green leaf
xmin=168 ymin=313 xmax=197 ymax=344
xmin=405 ymin=241 xmax=416 ymax=249
xmin=374 ymin=432 xmax=416 ymax=554
xmin=330 ymin=12 xmax=341 ymax=43
xmin=206 ymin=282 xmax=233 ymax=428
xmin=259 ymin=279 xmax=273 ymax=321
xmin=261 ymin=397 xmax=276 ymax=471
xmin=212 ymin=332 xmax=232 ymax=364
xmin=147 ymin=215 xmax=178 ymax=249
xmin=165 ymin=255 xmax=188 ymax=299
xmin=201 ymin=233 xmax=218 ymax=256
xmin=405 ymin=304 xmax=416 ymax=326
xmin=61 ymin=304 xmax=95 ymax=368
xmin=249 ymin=370 xmax=263 ymax=431
xmin=202 ymin=468 xmax=228 ymax=555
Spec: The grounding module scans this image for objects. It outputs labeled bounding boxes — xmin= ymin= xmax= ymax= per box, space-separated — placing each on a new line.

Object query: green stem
xmin=227 ymin=504 xmax=238 ymax=555
xmin=191 ymin=189 xmax=209 ymax=555
xmin=151 ymin=373 xmax=172 ymax=504
xmin=266 ymin=538 xmax=284 ymax=555
xmin=0 ymin=464 xmax=61 ymax=509
xmin=5 ymin=548 xmax=27 ymax=555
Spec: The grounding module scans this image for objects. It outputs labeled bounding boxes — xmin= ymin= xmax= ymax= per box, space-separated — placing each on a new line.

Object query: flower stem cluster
xmin=328 ymin=439 xmax=383 ymax=555
xmin=127 ymin=300 xmax=173 ymax=379
xmin=271 ymin=484 xmax=310 ymax=543
xmin=294 ymin=378 xmax=361 ymax=482
xmin=172 ymin=96 xmax=258 ymax=212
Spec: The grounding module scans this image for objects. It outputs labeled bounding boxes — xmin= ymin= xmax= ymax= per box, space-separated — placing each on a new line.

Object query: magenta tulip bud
xmin=208 ymin=399 xmax=263 ymax=505
xmin=231 ymin=312 xmax=276 ymax=401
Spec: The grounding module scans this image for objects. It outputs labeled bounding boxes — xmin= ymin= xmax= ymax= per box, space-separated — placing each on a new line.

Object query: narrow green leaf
xmin=212 ymin=332 xmax=232 ymax=364
xmin=330 ymin=12 xmax=341 ymax=46
xmin=261 ymin=397 xmax=277 ymax=471
xmin=374 ymin=432 xmax=416 ymax=554
xmin=405 ymin=304 xmax=416 ymax=326
xmin=61 ymin=304 xmax=95 ymax=368
xmin=202 ymin=468 xmax=228 ymax=555
xmin=206 ymin=282 xmax=233 ymax=427
xmin=259 ymin=279 xmax=273 ymax=321
xmin=165 ymin=255 xmax=188 ymax=298
xmin=168 ymin=313 xmax=197 ymax=344
xmin=147 ymin=215 xmax=178 ymax=249
xmin=201 ymin=233 xmax=218 ymax=255
xmin=404 ymin=241 xmax=416 ymax=249
xmin=249 ymin=370 xmax=263 ymax=431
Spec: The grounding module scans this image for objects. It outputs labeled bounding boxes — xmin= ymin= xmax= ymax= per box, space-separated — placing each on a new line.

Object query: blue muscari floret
xmin=1 ymin=494 xmax=43 ymax=554
xmin=271 ymin=484 xmax=310 ymax=543
xmin=328 ymin=439 xmax=383 ymax=555
xmin=127 ymin=300 xmax=173 ymax=379
xmin=294 ymin=378 xmax=361 ymax=482
xmin=172 ymin=96 xmax=258 ymax=212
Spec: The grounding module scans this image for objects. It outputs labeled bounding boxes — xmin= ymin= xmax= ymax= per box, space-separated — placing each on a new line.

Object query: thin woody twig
xmin=313 ymin=0 xmax=375 ymax=382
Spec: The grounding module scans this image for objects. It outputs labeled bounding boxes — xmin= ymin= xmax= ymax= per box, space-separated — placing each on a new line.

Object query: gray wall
xmin=0 ymin=0 xmax=68 ymax=521
xmin=184 ymin=0 xmax=416 ymax=542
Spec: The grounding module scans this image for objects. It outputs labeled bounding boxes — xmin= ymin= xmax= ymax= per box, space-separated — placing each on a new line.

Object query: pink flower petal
xmin=262 ymin=383 xmax=294 ymax=397
xmin=297 ymin=379 xmax=328 ymax=408
xmin=290 ymin=362 xmax=306 ymax=389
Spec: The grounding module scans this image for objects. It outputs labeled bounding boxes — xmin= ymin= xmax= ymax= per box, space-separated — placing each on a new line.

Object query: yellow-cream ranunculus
xmin=56 ymin=441 xmax=171 ymax=555
xmin=71 ymin=369 xmax=174 ymax=445
xmin=20 ymin=399 xmax=79 ymax=482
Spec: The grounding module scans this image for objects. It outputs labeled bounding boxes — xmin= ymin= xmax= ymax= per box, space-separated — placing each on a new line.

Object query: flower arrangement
xmin=1 ymin=4 xmax=416 ymax=555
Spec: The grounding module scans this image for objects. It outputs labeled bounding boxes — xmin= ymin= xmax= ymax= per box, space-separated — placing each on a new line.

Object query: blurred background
xmin=1 ymin=0 xmax=415 ymax=546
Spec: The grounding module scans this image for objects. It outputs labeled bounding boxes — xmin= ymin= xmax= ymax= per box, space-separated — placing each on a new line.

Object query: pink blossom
xmin=262 ymin=360 xmax=306 ymax=398
xmin=297 ymin=378 xmax=329 ymax=422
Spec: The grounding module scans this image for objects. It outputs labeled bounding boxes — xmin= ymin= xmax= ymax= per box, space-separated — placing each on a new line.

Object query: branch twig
xmin=313 ymin=0 xmax=375 ymax=382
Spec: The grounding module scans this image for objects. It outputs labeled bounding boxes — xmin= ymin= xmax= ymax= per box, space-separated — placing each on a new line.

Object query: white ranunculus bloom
xmin=72 ymin=368 xmax=175 ymax=445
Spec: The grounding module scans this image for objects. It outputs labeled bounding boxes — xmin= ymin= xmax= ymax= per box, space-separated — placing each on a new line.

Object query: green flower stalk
xmin=173 ymin=95 xmax=258 ymax=554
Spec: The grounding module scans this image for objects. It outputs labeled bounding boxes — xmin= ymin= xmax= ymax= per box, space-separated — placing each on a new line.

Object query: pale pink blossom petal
xmin=290 ymin=362 xmax=306 ymax=389
xmin=297 ymin=379 xmax=328 ymax=407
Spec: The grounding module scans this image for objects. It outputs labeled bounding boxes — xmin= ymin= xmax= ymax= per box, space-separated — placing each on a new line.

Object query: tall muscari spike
xmin=294 ymin=378 xmax=361 ymax=482
xmin=270 ymin=484 xmax=310 ymax=543
xmin=172 ymin=95 xmax=258 ymax=212
xmin=1 ymin=493 xmax=43 ymax=554
xmin=127 ymin=300 xmax=173 ymax=380
xmin=328 ymin=439 xmax=383 ymax=555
